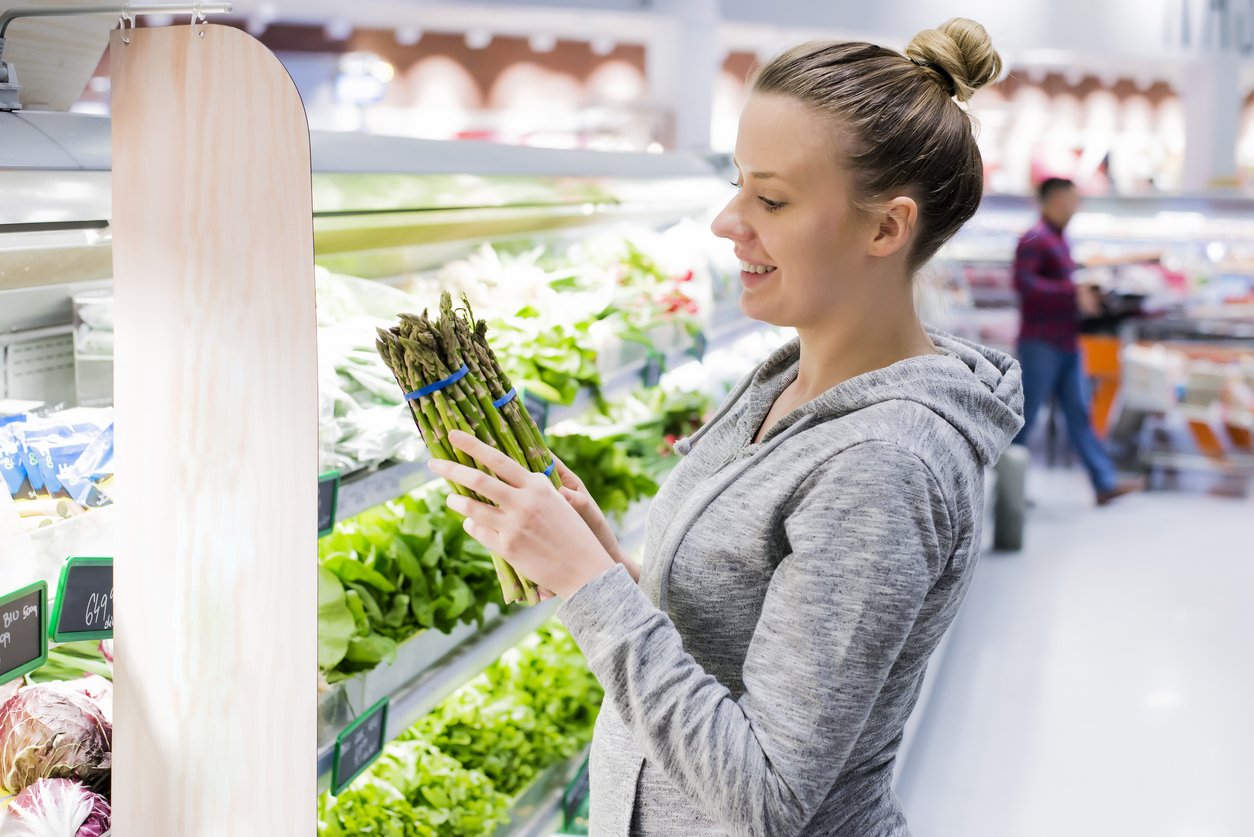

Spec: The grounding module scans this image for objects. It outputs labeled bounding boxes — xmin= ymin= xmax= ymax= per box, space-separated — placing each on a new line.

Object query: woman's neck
xmin=791 ymin=286 xmax=936 ymax=401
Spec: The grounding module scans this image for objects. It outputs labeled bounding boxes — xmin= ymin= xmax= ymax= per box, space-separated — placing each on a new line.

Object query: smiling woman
xmin=443 ymin=18 xmax=1025 ymax=837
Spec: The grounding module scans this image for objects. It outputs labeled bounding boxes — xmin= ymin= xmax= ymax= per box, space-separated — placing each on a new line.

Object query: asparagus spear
xmin=469 ymin=318 xmax=562 ymax=489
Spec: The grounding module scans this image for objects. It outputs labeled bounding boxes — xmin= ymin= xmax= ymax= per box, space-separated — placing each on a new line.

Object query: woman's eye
xmin=730 ymin=180 xmax=742 ymax=189
xmin=759 ymin=197 xmax=784 ymax=213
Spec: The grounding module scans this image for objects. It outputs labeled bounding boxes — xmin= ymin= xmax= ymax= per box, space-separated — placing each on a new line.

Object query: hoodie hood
xmin=689 ymin=329 xmax=1023 ymax=468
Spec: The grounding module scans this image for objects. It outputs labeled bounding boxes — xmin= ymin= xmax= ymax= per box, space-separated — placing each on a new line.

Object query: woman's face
xmin=711 ymin=93 xmax=877 ymax=329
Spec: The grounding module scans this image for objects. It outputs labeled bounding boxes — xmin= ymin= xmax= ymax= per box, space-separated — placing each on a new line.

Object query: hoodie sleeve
xmin=558 ymin=442 xmax=953 ymax=837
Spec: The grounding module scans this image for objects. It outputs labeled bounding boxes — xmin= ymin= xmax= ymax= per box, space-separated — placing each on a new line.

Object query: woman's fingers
xmin=428 ymin=458 xmax=513 ymax=505
xmin=461 ymin=516 xmax=503 ymax=553
xmin=559 ymin=486 xmax=590 ymax=514
xmin=447 ymin=493 xmax=507 ymax=528
xmin=552 ymin=456 xmax=586 ymax=492
xmin=448 ymin=430 xmax=532 ymax=488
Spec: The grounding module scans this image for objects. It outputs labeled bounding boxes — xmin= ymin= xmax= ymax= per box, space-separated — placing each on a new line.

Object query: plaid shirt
xmin=1014 ymin=219 xmax=1079 ymax=351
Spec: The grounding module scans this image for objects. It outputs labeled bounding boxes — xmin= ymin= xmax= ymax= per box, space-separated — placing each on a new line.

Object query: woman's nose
xmin=711 ymin=200 xmax=750 ymax=243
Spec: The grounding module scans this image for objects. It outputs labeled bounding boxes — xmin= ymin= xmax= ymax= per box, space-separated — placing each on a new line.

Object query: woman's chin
xmin=738 ymin=292 xmax=790 ymax=328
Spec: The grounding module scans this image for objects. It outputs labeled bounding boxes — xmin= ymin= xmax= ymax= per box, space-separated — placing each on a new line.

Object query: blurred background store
xmin=1 ymin=1 xmax=1251 ymax=836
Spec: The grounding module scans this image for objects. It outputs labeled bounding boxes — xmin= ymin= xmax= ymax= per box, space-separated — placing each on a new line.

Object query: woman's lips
xmin=740 ymin=267 xmax=778 ymax=289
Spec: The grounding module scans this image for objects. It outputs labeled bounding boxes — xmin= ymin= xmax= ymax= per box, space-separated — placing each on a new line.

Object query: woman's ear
xmin=867 ymin=196 xmax=918 ymax=259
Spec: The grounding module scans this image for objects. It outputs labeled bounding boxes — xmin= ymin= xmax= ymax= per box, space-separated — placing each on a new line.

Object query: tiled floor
xmin=898 ymin=465 xmax=1254 ymax=837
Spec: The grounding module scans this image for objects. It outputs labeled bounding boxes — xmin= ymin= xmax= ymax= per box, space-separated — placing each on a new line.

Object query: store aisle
xmin=898 ymin=467 xmax=1254 ymax=837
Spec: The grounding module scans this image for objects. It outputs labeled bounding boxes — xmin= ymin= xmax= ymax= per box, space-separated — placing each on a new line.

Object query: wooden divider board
xmin=110 ymin=24 xmax=316 ymax=834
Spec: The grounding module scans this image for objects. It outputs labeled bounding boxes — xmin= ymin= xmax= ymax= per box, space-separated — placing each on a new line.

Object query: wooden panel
xmin=0 ymin=0 xmax=113 ymax=110
xmin=110 ymin=24 xmax=315 ymax=835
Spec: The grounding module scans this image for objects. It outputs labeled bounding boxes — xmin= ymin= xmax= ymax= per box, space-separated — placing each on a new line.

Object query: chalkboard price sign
xmin=50 ymin=557 xmax=113 ymax=642
xmin=318 ymin=471 xmax=340 ymax=537
xmin=0 ymin=582 xmax=48 ymax=687
xmin=522 ymin=391 xmax=550 ymax=434
xmin=642 ymin=351 xmax=666 ymax=388
xmin=332 ymin=698 xmax=389 ymax=795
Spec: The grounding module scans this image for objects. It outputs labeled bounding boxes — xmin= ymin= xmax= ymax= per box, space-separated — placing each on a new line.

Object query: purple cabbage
xmin=0 ymin=777 xmax=110 ymax=836
xmin=0 ymin=683 xmax=111 ymax=794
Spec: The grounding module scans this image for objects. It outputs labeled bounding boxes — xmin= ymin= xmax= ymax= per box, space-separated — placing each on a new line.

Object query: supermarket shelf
xmin=317 ymin=598 xmax=560 ymax=793
xmin=547 ymin=311 xmax=772 ymax=427
xmin=498 ymin=746 xmax=591 ymax=837
xmin=317 ymin=497 xmax=651 ymax=794
xmin=335 ymin=456 xmax=432 ymax=522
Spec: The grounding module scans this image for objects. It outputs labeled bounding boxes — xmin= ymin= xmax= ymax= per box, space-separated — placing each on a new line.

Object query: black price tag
xmin=332 ymin=698 xmax=389 ymax=795
xmin=0 ymin=582 xmax=48 ymax=687
xmin=50 ymin=557 xmax=113 ymax=642
xmin=689 ymin=330 xmax=709 ymax=361
xmin=642 ymin=351 xmax=666 ymax=388
xmin=318 ymin=471 xmax=341 ymax=537
xmin=522 ymin=391 xmax=550 ymax=434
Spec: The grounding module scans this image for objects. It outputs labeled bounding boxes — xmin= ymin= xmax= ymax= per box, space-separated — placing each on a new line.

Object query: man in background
xmin=1012 ymin=177 xmax=1144 ymax=506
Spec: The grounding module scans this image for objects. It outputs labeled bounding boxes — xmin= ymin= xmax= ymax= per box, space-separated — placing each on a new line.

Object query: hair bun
xmin=905 ymin=18 xmax=1002 ymax=102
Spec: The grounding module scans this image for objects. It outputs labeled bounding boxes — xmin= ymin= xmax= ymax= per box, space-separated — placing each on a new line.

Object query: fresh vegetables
xmin=544 ymin=386 xmax=713 ymax=519
xmin=545 ymin=433 xmax=658 ymax=523
xmin=0 ymin=778 xmax=110 ymax=837
xmin=488 ymin=311 xmax=602 ymax=407
xmin=375 ymin=293 xmax=562 ymax=606
xmin=25 ymin=645 xmax=112 ymax=686
xmin=0 ymin=681 xmax=111 ymax=795
xmin=317 ymin=739 xmax=509 ymax=837
xmin=404 ymin=621 xmax=602 ymax=797
xmin=318 ymin=622 xmax=601 ymax=837
xmin=318 ymin=485 xmax=506 ymax=681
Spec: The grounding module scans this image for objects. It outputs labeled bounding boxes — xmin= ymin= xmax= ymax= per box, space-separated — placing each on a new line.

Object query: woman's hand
xmin=429 ymin=431 xmax=617 ymax=599
xmin=553 ymin=456 xmax=641 ymax=584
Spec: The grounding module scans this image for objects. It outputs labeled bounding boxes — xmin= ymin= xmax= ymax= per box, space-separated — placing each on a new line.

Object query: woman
xmin=429 ymin=18 xmax=1025 ymax=837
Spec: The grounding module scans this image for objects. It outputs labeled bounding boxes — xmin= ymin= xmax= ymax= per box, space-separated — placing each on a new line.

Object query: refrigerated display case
xmin=1 ymin=109 xmax=783 ymax=835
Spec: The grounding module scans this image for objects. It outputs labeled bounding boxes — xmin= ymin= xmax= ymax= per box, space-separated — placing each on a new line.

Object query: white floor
xmin=898 ymin=465 xmax=1254 ymax=837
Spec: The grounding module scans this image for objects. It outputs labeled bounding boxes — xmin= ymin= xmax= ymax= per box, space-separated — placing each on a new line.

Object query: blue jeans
xmin=1013 ymin=339 xmax=1118 ymax=494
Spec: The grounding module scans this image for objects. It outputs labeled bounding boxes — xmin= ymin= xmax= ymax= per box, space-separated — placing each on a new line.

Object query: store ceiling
xmin=219 ymin=0 xmax=1253 ymax=61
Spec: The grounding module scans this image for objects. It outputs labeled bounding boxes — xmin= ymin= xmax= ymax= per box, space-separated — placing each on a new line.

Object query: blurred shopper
xmin=1012 ymin=177 xmax=1143 ymax=505
xmin=435 ymin=18 xmax=1025 ymax=837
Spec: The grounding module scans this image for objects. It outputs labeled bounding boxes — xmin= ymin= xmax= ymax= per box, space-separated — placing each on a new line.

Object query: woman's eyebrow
xmin=732 ymin=159 xmax=783 ymax=180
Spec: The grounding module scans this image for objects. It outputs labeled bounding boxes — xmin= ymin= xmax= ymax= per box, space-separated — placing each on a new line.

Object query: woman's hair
xmin=751 ymin=18 xmax=1002 ymax=270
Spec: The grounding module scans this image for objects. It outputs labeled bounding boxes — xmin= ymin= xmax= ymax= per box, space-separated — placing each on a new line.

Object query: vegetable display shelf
xmin=317 ymin=598 xmax=560 ymax=792
xmin=497 ymin=746 xmax=591 ymax=837
xmin=336 ymin=458 xmax=434 ymax=523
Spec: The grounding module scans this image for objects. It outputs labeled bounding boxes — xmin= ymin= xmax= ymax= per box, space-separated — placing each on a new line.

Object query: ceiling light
xmin=325 ymin=18 xmax=353 ymax=42
xmin=465 ymin=29 xmax=492 ymax=50
xmin=529 ymin=33 xmax=557 ymax=53
xmin=590 ymin=35 xmax=615 ymax=56
xmin=396 ymin=27 xmax=423 ymax=47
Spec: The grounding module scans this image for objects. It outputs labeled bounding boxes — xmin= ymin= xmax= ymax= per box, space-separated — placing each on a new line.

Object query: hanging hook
xmin=191 ymin=2 xmax=207 ymax=39
xmin=117 ymin=6 xmax=134 ymax=45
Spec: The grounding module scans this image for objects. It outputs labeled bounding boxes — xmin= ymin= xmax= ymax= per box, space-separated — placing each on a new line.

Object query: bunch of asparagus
xmin=376 ymin=292 xmax=561 ymax=606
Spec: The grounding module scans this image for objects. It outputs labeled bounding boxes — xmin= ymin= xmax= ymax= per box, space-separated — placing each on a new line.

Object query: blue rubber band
xmin=405 ymin=364 xmax=469 ymax=401
xmin=492 ymin=388 xmax=517 ymax=409
xmin=543 ymin=461 xmax=555 ymax=478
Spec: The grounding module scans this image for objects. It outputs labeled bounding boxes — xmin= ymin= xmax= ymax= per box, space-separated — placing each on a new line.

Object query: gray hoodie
xmin=558 ymin=329 xmax=1024 ymax=837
